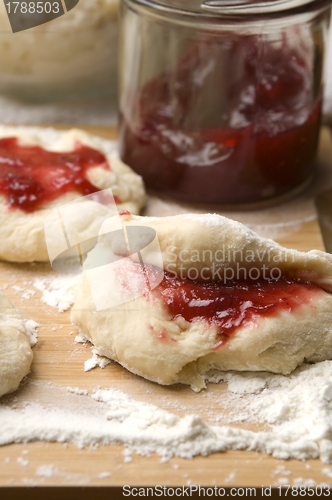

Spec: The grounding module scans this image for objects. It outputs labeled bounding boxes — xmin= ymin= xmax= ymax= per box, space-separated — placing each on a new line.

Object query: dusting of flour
xmin=3 ymin=361 xmax=332 ymax=462
xmin=75 ymin=334 xmax=111 ymax=372
xmin=36 ymin=465 xmax=58 ymax=478
xmin=84 ymin=351 xmax=111 ymax=372
xmin=33 ymin=275 xmax=81 ymax=312
xmin=25 ymin=319 xmax=39 ymax=347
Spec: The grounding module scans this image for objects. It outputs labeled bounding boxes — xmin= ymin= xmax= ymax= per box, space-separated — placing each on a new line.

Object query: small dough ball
xmin=0 ymin=290 xmax=33 ymax=397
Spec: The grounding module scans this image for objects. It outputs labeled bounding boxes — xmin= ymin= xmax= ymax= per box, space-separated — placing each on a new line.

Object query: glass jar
xmin=119 ymin=0 xmax=332 ymax=206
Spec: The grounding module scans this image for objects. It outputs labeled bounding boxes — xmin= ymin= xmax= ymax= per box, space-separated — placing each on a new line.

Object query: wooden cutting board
xmin=0 ymin=125 xmax=331 ymax=489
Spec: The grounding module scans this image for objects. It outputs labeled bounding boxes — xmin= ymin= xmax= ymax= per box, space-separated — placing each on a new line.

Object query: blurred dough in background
xmin=324 ymin=11 xmax=332 ymax=124
xmin=0 ymin=0 xmax=119 ymax=101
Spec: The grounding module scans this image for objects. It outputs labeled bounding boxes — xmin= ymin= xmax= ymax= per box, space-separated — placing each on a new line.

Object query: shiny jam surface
xmin=0 ymin=137 xmax=114 ymax=212
xmin=120 ymin=35 xmax=322 ymax=204
xmin=154 ymin=271 xmax=321 ymax=347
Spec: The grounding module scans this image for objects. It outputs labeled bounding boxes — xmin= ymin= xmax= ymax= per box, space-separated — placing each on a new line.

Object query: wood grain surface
xmin=0 ymin=125 xmax=331 ymax=489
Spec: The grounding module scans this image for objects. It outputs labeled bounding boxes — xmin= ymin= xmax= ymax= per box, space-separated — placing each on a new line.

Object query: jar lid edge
xmin=126 ymin=0 xmax=332 ymax=17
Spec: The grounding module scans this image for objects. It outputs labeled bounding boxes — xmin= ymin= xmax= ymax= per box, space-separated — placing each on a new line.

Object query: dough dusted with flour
xmin=0 ymin=127 xmax=145 ymax=263
xmin=0 ymin=290 xmax=33 ymax=397
xmin=71 ymin=213 xmax=332 ymax=390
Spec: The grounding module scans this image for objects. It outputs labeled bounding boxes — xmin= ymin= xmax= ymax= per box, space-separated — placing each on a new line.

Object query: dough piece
xmin=71 ymin=213 xmax=332 ymax=390
xmin=0 ymin=127 xmax=145 ymax=262
xmin=0 ymin=290 xmax=33 ymax=397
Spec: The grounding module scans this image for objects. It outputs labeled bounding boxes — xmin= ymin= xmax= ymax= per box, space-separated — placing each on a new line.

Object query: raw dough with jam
xmin=0 ymin=127 xmax=145 ymax=262
xmin=0 ymin=290 xmax=33 ymax=397
xmin=71 ymin=213 xmax=332 ymax=390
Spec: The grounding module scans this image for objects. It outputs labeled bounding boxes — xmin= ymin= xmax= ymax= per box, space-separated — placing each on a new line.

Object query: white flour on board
xmin=36 ymin=465 xmax=58 ymax=478
xmin=74 ymin=333 xmax=111 ymax=372
xmin=25 ymin=319 xmax=39 ymax=347
xmin=33 ymin=275 xmax=81 ymax=312
xmin=84 ymin=349 xmax=111 ymax=372
xmin=8 ymin=273 xmax=80 ymax=313
xmin=2 ymin=361 xmax=332 ymax=463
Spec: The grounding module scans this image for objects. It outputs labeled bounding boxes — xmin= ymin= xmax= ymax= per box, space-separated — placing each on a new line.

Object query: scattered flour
xmin=22 ymin=290 xmax=36 ymax=300
xmin=277 ymin=478 xmax=291 ymax=486
xmin=322 ymin=468 xmax=332 ymax=479
xmin=75 ymin=333 xmax=88 ymax=344
xmin=33 ymin=275 xmax=81 ymax=313
xmin=84 ymin=348 xmax=111 ymax=372
xmin=67 ymin=387 xmax=88 ymax=396
xmin=225 ymin=472 xmax=236 ymax=483
xmin=84 ymin=355 xmax=111 ymax=372
xmin=274 ymin=465 xmax=292 ymax=476
xmin=17 ymin=457 xmax=29 ymax=467
xmin=123 ymin=448 xmax=133 ymax=464
xmin=98 ymin=472 xmax=112 ymax=479
xmin=8 ymin=275 xmax=79 ymax=312
xmin=293 ymin=478 xmax=317 ymax=486
xmin=36 ymin=465 xmax=58 ymax=478
xmin=25 ymin=319 xmax=39 ymax=347
xmin=74 ymin=335 xmax=111 ymax=372
xmin=3 ymin=361 xmax=332 ymax=463
xmin=206 ymin=370 xmax=269 ymax=394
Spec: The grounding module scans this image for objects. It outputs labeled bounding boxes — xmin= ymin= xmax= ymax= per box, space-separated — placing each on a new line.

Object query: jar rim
xmin=125 ymin=0 xmax=332 ymax=18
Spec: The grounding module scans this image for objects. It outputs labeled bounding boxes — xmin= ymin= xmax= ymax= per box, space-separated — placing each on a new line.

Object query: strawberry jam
xmin=119 ymin=35 xmax=322 ymax=204
xmin=154 ymin=270 xmax=321 ymax=347
xmin=0 ymin=137 xmax=116 ymax=212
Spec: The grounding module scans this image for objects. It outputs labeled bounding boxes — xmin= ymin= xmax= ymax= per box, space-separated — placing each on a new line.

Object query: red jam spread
xmin=0 ymin=137 xmax=117 ymax=212
xmin=154 ymin=270 xmax=321 ymax=347
xmin=119 ymin=35 xmax=322 ymax=204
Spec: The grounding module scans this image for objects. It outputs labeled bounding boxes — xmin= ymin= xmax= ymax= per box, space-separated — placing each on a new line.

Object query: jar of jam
xmin=119 ymin=0 xmax=332 ymax=206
